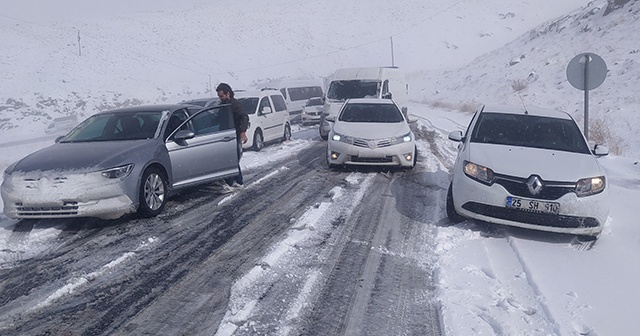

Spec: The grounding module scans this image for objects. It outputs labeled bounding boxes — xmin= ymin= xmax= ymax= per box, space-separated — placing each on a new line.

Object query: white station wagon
xmin=446 ymin=104 xmax=610 ymax=238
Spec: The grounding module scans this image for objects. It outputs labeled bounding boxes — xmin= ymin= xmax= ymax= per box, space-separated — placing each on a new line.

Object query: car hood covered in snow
xmin=7 ymin=140 xmax=160 ymax=173
xmin=469 ymin=143 xmax=605 ymax=181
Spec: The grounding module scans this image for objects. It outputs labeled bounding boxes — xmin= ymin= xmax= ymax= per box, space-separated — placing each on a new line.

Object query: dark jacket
xmin=228 ymin=98 xmax=249 ymax=136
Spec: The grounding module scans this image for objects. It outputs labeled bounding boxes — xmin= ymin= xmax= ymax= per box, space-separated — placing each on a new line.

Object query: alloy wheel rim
xmin=144 ymin=173 xmax=165 ymax=210
xmin=257 ymin=134 xmax=263 ymax=149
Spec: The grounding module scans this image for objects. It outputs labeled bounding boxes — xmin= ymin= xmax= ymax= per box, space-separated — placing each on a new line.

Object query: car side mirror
xmin=407 ymin=117 xmax=418 ymax=124
xmin=260 ymin=106 xmax=272 ymax=115
xmin=174 ymin=130 xmax=195 ymax=141
xmin=448 ymin=131 xmax=464 ymax=142
xmin=325 ymin=115 xmax=336 ymax=122
xmin=55 ymin=135 xmax=65 ymax=143
xmin=382 ymin=92 xmax=393 ymax=99
xmin=593 ymin=144 xmax=609 ymax=157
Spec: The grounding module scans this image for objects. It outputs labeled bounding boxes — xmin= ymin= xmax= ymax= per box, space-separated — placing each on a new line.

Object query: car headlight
xmin=331 ymin=132 xmax=354 ymax=144
xmin=463 ymin=161 xmax=495 ymax=185
xmin=575 ymin=176 xmax=606 ymax=197
xmin=390 ymin=132 xmax=412 ymax=145
xmin=101 ymin=164 xmax=134 ymax=179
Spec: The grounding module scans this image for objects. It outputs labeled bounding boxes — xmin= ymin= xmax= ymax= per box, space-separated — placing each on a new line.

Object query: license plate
xmin=506 ymin=196 xmax=560 ymax=214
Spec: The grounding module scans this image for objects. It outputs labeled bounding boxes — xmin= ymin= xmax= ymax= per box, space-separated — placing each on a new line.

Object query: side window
xmin=190 ymin=107 xmax=232 ymax=135
xmin=259 ymin=97 xmax=272 ymax=114
xmin=280 ymin=88 xmax=287 ymax=100
xmin=164 ymin=110 xmax=189 ymax=140
xmin=270 ymin=95 xmax=287 ymax=112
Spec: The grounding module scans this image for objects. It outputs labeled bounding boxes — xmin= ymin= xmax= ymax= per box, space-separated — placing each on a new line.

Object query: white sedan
xmin=446 ymin=104 xmax=610 ymax=238
xmin=326 ymin=98 xmax=416 ymax=169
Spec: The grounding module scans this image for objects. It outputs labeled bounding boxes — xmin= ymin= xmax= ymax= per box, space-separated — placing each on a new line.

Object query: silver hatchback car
xmin=2 ymin=104 xmax=240 ymax=219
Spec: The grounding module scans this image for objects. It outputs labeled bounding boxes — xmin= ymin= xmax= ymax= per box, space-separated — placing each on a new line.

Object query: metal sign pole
xmin=583 ymin=55 xmax=590 ymax=141
xmin=566 ymin=52 xmax=606 ymax=144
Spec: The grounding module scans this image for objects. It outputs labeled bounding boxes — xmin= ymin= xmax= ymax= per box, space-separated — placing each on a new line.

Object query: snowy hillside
xmin=1 ymin=0 xmax=592 ymax=139
xmin=411 ymin=0 xmax=640 ymax=158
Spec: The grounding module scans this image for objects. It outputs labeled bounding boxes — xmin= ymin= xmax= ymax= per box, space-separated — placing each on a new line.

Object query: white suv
xmin=235 ymin=89 xmax=291 ymax=151
xmin=447 ymin=104 xmax=610 ymax=239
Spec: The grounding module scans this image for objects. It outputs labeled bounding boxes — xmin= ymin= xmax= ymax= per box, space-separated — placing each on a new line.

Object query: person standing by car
xmin=214 ymin=83 xmax=249 ymax=193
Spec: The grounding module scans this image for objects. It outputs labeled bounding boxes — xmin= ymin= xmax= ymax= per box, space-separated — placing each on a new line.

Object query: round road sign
xmin=566 ymin=52 xmax=607 ymax=91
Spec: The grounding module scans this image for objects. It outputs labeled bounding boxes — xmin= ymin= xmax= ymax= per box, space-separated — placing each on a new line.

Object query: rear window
xmin=470 ymin=112 xmax=590 ymax=154
xmin=327 ymin=80 xmax=380 ymax=100
xmin=288 ymin=86 xmax=323 ymax=102
xmin=338 ymin=103 xmax=404 ymax=123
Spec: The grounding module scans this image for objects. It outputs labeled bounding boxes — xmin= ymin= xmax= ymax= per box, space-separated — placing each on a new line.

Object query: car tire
xmin=138 ymin=166 xmax=168 ymax=218
xmin=252 ymin=129 xmax=264 ymax=151
xmin=446 ymin=182 xmax=464 ymax=223
xmin=283 ymin=124 xmax=291 ymax=141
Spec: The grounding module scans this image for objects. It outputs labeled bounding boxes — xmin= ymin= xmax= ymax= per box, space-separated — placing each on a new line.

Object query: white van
xmin=258 ymin=79 xmax=324 ymax=123
xmin=45 ymin=115 xmax=78 ymax=134
xmin=319 ymin=67 xmax=408 ymax=139
xmin=235 ymin=89 xmax=291 ymax=151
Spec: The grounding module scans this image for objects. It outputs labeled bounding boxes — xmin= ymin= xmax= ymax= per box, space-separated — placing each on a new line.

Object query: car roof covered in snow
xmin=345 ymin=98 xmax=397 ymax=105
xmin=481 ymin=104 xmax=572 ymax=120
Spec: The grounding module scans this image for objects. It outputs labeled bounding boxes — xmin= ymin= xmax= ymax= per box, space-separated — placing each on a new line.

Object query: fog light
xmin=404 ymin=153 xmax=412 ymax=161
xmin=330 ymin=152 xmax=339 ymax=160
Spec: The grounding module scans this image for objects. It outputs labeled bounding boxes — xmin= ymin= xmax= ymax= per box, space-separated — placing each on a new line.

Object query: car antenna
xmin=518 ymin=92 xmax=528 ymax=115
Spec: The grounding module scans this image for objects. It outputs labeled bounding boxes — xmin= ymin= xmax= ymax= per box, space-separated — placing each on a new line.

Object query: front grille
xmin=22 ymin=176 xmax=68 ymax=189
xmin=15 ymin=201 xmax=79 ymax=217
xmin=494 ymin=174 xmax=575 ymax=200
xmin=352 ymin=138 xmax=393 ymax=149
xmin=462 ymin=202 xmax=599 ymax=228
xmin=350 ymin=156 xmax=393 ymax=163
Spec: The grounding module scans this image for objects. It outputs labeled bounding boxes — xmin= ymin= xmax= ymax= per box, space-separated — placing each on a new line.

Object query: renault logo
xmin=526 ymin=175 xmax=543 ymax=195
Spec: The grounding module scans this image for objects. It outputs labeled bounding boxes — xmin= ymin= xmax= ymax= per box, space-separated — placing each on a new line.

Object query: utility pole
xmin=390 ymin=36 xmax=395 ymax=67
xmin=209 ymin=74 xmax=213 ymax=97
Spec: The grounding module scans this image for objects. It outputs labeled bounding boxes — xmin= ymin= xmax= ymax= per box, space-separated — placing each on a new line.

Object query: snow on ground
xmin=2 ymin=0 xmax=640 ymax=335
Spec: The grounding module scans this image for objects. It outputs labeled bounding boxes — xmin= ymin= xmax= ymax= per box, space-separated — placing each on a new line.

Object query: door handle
xmin=222 ymin=136 xmax=235 ymax=142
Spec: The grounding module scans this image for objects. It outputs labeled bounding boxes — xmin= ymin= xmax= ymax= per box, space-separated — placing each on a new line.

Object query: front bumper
xmin=2 ymin=174 xmax=137 ymax=220
xmin=301 ymin=113 xmax=321 ymax=124
xmin=327 ymin=140 xmax=415 ymax=167
xmin=452 ymin=173 xmax=609 ymax=236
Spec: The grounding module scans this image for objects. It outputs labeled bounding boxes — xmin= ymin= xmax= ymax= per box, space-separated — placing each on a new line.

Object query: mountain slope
xmin=410 ymin=0 xmax=640 ymax=157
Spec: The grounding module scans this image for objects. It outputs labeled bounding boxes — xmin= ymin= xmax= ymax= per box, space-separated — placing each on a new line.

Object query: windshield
xmin=470 ymin=112 xmax=590 ymax=154
xmin=338 ymin=103 xmax=404 ymax=123
xmin=61 ymin=111 xmax=163 ymax=142
xmin=237 ymin=97 xmax=258 ymax=115
xmin=326 ymin=80 xmax=380 ymax=100
xmin=306 ymin=97 xmax=323 ymax=106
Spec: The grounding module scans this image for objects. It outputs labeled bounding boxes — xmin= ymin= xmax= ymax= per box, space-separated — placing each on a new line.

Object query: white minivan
xmin=320 ymin=67 xmax=408 ymax=139
xmin=258 ymin=79 xmax=324 ymax=123
xmin=235 ymin=89 xmax=291 ymax=151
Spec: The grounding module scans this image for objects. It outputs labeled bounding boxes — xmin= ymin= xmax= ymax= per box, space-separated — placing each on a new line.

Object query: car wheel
xmin=283 ymin=124 xmax=291 ymax=141
xmin=446 ymin=182 xmax=464 ymax=223
xmin=138 ymin=166 xmax=168 ymax=218
xmin=252 ymin=129 xmax=264 ymax=151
